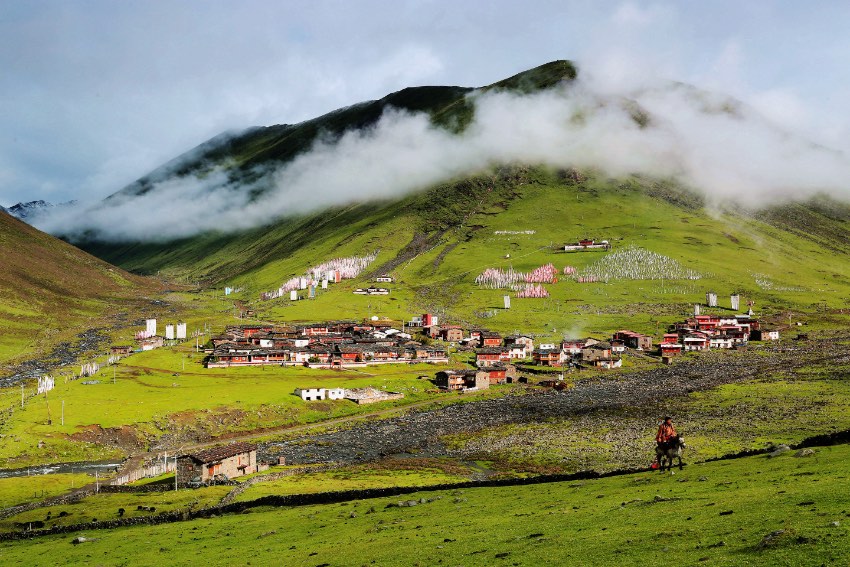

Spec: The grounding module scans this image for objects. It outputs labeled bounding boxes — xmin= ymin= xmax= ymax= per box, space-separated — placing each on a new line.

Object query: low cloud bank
xmin=36 ymin=79 xmax=850 ymax=242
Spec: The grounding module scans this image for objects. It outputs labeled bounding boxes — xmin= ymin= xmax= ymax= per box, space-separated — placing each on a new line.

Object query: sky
xmin=2 ymin=1 xmax=850 ymax=207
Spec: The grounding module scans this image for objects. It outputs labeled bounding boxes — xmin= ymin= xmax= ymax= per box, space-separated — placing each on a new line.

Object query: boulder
xmin=767 ymin=444 xmax=791 ymax=458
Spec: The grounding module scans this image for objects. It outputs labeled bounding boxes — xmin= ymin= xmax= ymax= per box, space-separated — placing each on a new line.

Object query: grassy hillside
xmin=81 ymin=166 xmax=850 ymax=342
xmin=0 ymin=211 xmax=157 ymax=369
xmin=2 ymin=442 xmax=848 ymax=565
xmin=75 ymin=56 xmax=850 ymax=340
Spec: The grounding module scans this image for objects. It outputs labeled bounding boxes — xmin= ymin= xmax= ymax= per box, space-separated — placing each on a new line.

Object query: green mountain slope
xmin=84 ymin=166 xmax=850 ymax=340
xmin=0 ymin=211 xmax=152 ymax=368
xmin=74 ymin=59 xmax=850 ymax=338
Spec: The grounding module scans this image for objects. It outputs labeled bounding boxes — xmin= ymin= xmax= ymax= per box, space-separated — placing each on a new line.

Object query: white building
xmin=176 ymin=322 xmax=187 ymax=340
xmin=326 ymin=388 xmax=345 ymax=400
xmin=506 ymin=345 xmax=527 ymax=359
xmin=165 ymin=324 xmax=175 ymax=340
xmin=295 ymin=388 xmax=325 ymax=401
xmin=295 ymin=387 xmax=345 ymax=401
xmin=709 ymin=336 xmax=734 ymax=349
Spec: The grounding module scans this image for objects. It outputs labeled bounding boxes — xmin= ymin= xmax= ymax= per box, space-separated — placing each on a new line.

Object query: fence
xmin=110 ymin=460 xmax=175 ymax=486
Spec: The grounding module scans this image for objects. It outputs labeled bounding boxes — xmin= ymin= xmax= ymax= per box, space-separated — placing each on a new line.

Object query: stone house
xmin=176 ymin=442 xmax=257 ymax=485
xmin=434 ymin=370 xmax=489 ymax=391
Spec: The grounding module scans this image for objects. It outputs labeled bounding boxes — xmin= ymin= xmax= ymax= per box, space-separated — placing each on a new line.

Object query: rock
xmin=757 ymin=529 xmax=786 ymax=549
xmin=831 ymin=521 xmax=840 ymax=527
xmin=698 ymin=476 xmax=707 ymax=482
xmin=768 ymin=444 xmax=791 ymax=458
xmin=349 ymin=512 xmax=357 ymax=518
xmin=794 ymin=448 xmax=815 ymax=458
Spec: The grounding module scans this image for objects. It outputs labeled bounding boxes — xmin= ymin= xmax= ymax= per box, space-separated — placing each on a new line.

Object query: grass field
xmin=0 ymin=340 xmax=472 ymax=468
xmin=0 ymin=485 xmax=232 ymax=533
xmin=0 ymin=473 xmax=94 ymax=509
xmin=232 ymin=460 xmax=481 ymax=502
xmin=2 ymin=442 xmax=848 ymax=565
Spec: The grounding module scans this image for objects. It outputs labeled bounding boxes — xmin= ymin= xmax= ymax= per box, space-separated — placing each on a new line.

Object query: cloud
xmin=34 ymin=74 xmax=850 ymax=242
xmin=6 ymin=1 xmax=850 ymax=223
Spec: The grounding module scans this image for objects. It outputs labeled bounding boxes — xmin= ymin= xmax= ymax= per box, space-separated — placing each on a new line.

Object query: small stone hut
xmin=176 ymin=441 xmax=257 ymax=485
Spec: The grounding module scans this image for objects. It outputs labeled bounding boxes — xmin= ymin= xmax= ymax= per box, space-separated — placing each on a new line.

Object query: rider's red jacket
xmin=656 ymin=422 xmax=677 ymax=443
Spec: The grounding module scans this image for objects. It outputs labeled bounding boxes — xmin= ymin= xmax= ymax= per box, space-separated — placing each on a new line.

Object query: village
xmin=97 ymin=300 xmax=779 ymax=488
xmin=70 ymin=284 xmax=779 ymax=490
xmin=188 ymin=291 xmax=777 ymax=396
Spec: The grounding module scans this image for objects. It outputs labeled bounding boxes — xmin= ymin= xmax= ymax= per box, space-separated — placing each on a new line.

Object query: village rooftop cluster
xmin=205 ymin=317 xmax=448 ymax=368
xmin=199 ymin=301 xmax=776 ymax=376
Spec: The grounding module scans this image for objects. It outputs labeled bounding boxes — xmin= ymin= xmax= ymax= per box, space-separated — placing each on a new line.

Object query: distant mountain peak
xmin=8 ymin=199 xmax=76 ymax=221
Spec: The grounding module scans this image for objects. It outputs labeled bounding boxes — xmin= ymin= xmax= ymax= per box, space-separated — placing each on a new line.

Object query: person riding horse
xmin=654 ymin=416 xmax=677 ymax=463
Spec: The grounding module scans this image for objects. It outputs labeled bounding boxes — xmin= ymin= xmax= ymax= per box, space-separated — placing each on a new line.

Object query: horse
xmin=655 ymin=435 xmax=686 ymax=472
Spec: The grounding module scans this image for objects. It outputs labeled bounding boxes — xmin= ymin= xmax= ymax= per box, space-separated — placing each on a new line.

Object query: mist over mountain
xmin=33 ymin=60 xmax=850 ymax=243
xmin=7 ymin=200 xmax=77 ymax=221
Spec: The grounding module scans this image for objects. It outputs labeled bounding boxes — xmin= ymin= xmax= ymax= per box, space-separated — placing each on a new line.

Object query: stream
xmin=0 ymin=460 xmax=122 ymax=479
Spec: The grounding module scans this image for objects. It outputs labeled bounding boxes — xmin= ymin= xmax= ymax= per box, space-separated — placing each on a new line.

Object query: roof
xmin=615 ymin=330 xmax=647 ymax=337
xmin=185 ymin=442 xmax=257 ymax=464
xmin=437 ymin=369 xmax=477 ymax=377
xmin=476 ymin=348 xmax=506 ymax=354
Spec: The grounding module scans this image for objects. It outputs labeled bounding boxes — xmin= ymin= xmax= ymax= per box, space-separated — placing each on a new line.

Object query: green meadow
xmin=0 ymin=473 xmax=94 ymax=509
xmin=0 ymin=341 xmax=472 ymax=468
xmin=2 ymin=443 xmax=848 ymax=566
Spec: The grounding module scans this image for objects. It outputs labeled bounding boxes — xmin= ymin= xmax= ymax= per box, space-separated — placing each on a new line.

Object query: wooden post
xmin=61 ymin=400 xmax=64 ymax=426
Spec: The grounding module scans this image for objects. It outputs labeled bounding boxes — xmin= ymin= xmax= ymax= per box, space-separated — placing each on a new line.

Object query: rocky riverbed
xmin=0 ymin=327 xmax=111 ymax=387
xmin=262 ymin=340 xmax=849 ymax=470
